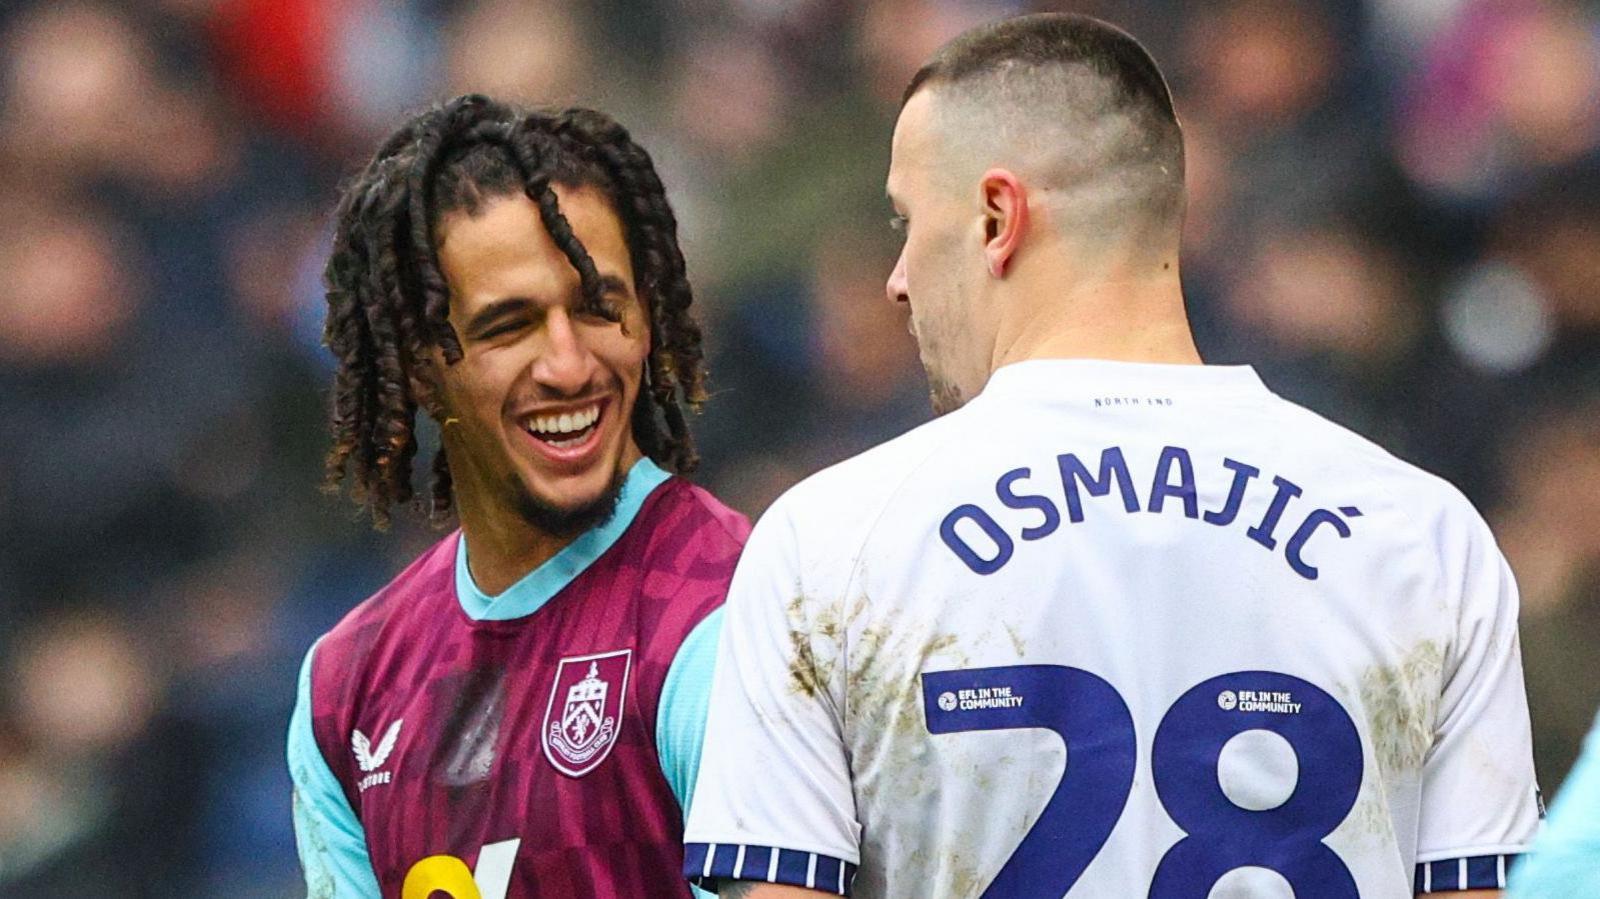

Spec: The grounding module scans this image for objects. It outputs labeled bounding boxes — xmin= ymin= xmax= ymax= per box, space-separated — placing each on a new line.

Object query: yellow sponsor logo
xmin=402 ymin=838 xmax=520 ymax=899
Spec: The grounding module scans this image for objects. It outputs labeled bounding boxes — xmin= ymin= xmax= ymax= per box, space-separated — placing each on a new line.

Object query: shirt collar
xmin=979 ymin=358 xmax=1268 ymax=401
xmin=455 ymin=456 xmax=672 ymax=621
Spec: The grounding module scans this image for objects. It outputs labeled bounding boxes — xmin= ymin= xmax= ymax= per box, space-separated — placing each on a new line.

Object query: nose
xmin=531 ymin=309 xmax=595 ymax=396
xmin=886 ymin=247 xmax=909 ymax=307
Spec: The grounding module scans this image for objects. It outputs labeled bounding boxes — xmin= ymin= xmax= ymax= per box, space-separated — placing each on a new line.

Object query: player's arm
xmin=682 ymin=497 xmax=862 ymax=896
xmin=656 ymin=607 xmax=722 ymax=816
xmin=655 ymin=607 xmax=724 ymax=899
xmin=288 ymin=641 xmax=382 ymax=897
xmin=1505 ymin=709 xmax=1600 ymax=897
xmin=1412 ymin=499 xmax=1540 ymax=895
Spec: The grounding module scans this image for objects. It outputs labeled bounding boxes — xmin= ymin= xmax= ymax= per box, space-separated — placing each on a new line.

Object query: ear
xmin=979 ymin=169 xmax=1028 ymax=279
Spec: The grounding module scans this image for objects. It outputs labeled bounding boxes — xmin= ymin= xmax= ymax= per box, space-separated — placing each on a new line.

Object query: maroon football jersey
xmin=307 ymin=476 xmax=749 ymax=897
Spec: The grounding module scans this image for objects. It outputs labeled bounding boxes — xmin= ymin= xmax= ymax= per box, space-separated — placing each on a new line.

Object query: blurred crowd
xmin=0 ymin=0 xmax=1596 ymax=894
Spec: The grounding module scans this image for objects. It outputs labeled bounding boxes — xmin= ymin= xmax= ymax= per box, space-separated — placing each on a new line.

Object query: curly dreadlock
xmin=322 ymin=95 xmax=707 ymax=528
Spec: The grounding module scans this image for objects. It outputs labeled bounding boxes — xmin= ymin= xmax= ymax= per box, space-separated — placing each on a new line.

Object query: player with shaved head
xmin=889 ymin=16 xmax=1189 ymax=415
xmin=685 ymin=14 xmax=1537 ymax=899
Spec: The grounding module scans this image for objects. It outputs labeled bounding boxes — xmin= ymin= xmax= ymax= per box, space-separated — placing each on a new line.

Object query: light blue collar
xmin=455 ymin=457 xmax=672 ymax=621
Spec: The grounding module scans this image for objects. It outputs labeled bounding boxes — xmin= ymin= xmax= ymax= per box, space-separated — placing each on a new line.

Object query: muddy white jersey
xmin=684 ymin=359 xmax=1539 ymax=899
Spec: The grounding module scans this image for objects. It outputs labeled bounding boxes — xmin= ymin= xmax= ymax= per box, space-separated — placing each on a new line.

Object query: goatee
xmin=510 ymin=464 xmax=628 ymax=539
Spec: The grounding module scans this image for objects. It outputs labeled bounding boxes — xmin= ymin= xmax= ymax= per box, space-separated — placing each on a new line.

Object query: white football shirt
xmin=685 ymin=360 xmax=1540 ymax=898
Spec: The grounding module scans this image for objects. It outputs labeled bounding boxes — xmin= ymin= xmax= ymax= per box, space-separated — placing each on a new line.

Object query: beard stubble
xmin=507 ymin=460 xmax=629 ymax=540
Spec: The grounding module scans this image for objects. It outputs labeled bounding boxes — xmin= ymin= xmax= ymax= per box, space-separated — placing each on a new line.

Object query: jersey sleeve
xmin=656 ymin=607 xmax=724 ymax=817
xmin=656 ymin=609 xmax=723 ymax=899
xmin=1507 ymin=708 xmax=1600 ymax=898
xmin=288 ymin=641 xmax=381 ymax=898
xmin=1413 ymin=503 xmax=1541 ymax=893
xmin=683 ymin=499 xmax=862 ymax=896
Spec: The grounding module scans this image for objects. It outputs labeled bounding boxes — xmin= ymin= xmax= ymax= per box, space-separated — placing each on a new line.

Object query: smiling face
xmin=430 ymin=185 xmax=649 ymax=537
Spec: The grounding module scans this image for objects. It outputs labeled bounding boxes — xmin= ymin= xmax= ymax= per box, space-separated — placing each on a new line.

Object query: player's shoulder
xmin=760 ymin=408 xmax=968 ymax=540
xmin=313 ymin=531 xmax=459 ymax=663
xmin=1262 ymin=392 xmax=1492 ymax=540
xmin=625 ymin=475 xmax=751 ymax=600
xmin=646 ymin=475 xmax=752 ymax=551
xmin=617 ymin=477 xmax=751 ymax=595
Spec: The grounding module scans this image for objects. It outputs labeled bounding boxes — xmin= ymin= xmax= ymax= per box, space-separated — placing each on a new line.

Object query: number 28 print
xmin=921 ymin=667 xmax=1363 ymax=899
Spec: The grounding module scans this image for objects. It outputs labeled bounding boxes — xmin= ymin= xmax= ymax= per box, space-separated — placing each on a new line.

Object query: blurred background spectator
xmin=0 ymin=0 xmax=1594 ymax=893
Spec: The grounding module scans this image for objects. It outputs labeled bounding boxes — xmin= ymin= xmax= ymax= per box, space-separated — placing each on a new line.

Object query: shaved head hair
xmin=904 ymin=13 xmax=1185 ymax=249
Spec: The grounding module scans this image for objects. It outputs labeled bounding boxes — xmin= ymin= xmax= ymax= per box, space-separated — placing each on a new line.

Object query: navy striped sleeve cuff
xmin=1414 ymin=854 xmax=1520 ymax=892
xmin=685 ymin=843 xmax=858 ymax=896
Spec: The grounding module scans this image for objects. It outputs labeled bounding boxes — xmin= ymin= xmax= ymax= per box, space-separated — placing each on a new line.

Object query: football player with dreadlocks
xmin=286 ymin=94 xmax=747 ymax=897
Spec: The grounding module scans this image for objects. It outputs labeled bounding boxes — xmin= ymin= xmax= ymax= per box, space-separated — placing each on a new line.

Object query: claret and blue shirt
xmin=288 ymin=459 xmax=744 ymax=897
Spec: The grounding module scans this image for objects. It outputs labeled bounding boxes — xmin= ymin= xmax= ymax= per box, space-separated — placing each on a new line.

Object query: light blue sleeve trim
xmin=656 ymin=607 xmax=723 ymax=819
xmin=1509 ymin=710 xmax=1600 ymax=898
xmin=457 ymin=457 xmax=673 ymax=621
xmin=288 ymin=640 xmax=381 ymax=898
xmin=657 ymin=608 xmax=722 ymax=899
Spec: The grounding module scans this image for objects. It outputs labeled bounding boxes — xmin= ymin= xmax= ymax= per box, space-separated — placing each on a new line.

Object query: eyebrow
xmin=462 ymin=297 xmax=534 ymax=336
xmin=461 ymin=274 xmax=632 ymax=335
xmin=585 ymin=274 xmax=630 ymax=301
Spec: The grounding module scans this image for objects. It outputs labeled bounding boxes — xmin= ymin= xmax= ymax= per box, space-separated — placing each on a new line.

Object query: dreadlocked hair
xmin=322 ymin=94 xmax=708 ymax=529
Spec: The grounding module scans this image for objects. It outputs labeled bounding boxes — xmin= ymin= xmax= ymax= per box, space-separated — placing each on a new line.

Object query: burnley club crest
xmin=543 ymin=649 xmax=631 ymax=777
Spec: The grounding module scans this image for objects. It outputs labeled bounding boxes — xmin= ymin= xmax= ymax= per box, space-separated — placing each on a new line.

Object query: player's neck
xmin=989 ymin=266 xmax=1200 ymax=370
xmin=450 ymin=441 xmax=648 ymax=595
xmin=453 ymin=498 xmax=575 ymax=596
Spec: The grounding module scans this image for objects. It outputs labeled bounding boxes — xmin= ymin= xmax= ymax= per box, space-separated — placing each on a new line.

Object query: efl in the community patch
xmin=543 ymin=649 xmax=631 ymax=777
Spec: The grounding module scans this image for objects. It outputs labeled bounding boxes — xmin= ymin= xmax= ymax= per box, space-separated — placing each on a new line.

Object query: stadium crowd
xmin=0 ymin=0 xmax=1595 ymax=893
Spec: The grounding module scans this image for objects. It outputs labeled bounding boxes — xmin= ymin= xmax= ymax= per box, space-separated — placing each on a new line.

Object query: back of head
xmin=906 ymin=13 xmax=1185 ymax=253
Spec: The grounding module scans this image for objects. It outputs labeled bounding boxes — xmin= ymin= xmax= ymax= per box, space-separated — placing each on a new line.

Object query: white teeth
xmin=525 ymin=403 xmax=600 ymax=437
